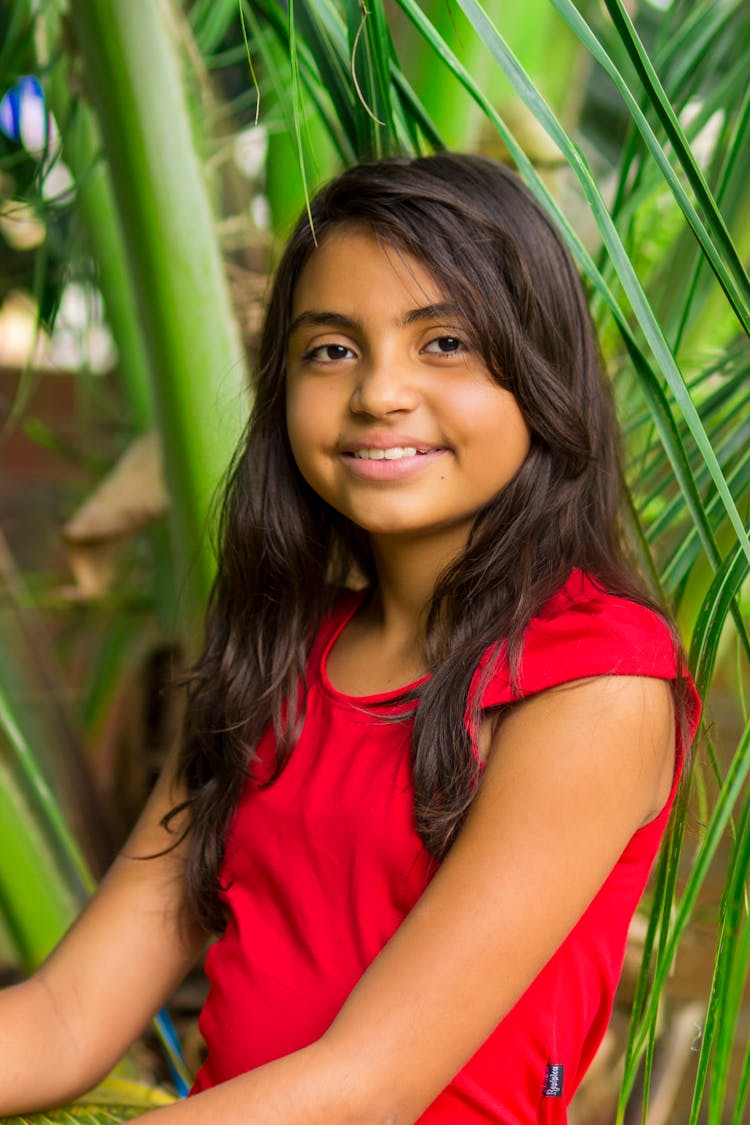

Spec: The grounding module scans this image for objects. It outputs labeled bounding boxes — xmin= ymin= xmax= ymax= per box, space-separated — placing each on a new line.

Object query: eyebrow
xmin=288 ymin=303 xmax=463 ymax=336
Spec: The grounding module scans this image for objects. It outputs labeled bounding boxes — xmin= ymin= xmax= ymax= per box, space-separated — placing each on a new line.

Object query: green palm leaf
xmin=0 ymin=1077 xmax=176 ymax=1125
xmin=617 ymin=717 xmax=750 ymax=1115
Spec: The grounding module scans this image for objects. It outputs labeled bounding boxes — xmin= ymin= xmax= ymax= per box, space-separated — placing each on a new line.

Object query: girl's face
xmin=285 ymin=224 xmax=531 ymax=553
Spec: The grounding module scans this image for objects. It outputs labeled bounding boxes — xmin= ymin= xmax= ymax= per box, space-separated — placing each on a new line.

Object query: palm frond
xmin=0 ymin=1077 xmax=177 ymax=1125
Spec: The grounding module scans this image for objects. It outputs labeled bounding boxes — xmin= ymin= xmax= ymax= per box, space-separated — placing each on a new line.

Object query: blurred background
xmin=0 ymin=1 xmax=748 ymax=1121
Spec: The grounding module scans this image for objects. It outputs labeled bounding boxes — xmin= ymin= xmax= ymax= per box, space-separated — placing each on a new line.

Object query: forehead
xmin=291 ymin=223 xmax=445 ymax=318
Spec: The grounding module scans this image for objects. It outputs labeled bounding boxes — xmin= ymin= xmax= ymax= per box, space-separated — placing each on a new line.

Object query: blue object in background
xmin=153 ymin=1008 xmax=192 ymax=1097
xmin=0 ymin=75 xmax=48 ymax=150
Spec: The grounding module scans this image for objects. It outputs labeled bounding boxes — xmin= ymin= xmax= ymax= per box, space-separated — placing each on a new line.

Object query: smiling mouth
xmin=341 ymin=445 xmax=447 ymax=480
xmin=350 ymin=446 xmax=435 ymax=461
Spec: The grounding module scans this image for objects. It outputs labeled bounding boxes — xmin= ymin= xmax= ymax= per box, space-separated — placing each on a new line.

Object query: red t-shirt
xmin=191 ymin=571 xmax=700 ymax=1122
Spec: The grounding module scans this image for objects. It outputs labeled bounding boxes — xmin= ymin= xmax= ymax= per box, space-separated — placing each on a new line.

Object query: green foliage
xmin=0 ymin=1076 xmax=176 ymax=1124
xmin=69 ymin=0 xmax=249 ymax=621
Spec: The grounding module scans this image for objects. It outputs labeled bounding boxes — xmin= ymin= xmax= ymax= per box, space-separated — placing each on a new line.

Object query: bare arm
xmin=139 ymin=674 xmax=676 ymax=1124
xmin=0 ymin=751 xmax=207 ymax=1113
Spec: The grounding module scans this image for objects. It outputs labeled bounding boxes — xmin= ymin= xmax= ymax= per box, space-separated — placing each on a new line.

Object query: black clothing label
xmin=542 ymin=1063 xmax=564 ymax=1098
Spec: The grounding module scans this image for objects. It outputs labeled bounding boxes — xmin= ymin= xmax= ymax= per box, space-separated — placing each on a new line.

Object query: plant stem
xmin=69 ymin=0 xmax=249 ymax=630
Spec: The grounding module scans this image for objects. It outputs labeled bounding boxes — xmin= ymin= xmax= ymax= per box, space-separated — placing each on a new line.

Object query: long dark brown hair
xmin=172 ymin=153 xmax=686 ymax=932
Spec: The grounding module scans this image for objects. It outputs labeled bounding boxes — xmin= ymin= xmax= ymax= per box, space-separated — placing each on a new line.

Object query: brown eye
xmin=303 ymin=343 xmax=355 ymax=363
xmin=423 ymin=335 xmax=467 ymax=355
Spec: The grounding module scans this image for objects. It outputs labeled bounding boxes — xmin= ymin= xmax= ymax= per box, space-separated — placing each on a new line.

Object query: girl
xmin=0 ymin=154 xmax=699 ymax=1124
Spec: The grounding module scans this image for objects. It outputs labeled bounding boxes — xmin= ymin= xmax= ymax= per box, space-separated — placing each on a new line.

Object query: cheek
xmin=285 ymin=395 xmax=310 ymax=476
xmin=285 ymin=387 xmax=331 ymax=488
xmin=503 ymin=417 xmax=532 ymax=483
xmin=460 ymin=389 xmax=532 ymax=470
xmin=505 ymin=408 xmax=532 ymax=464
xmin=473 ymin=405 xmax=532 ymax=492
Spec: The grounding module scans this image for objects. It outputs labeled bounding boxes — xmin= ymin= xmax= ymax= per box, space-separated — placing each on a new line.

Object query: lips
xmin=341 ymin=444 xmax=448 ymax=480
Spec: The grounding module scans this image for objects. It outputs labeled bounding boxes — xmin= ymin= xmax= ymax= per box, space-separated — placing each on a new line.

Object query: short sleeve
xmin=473 ymin=572 xmax=699 ymax=737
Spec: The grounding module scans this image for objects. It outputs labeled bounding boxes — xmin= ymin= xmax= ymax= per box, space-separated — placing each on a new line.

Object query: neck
xmin=367 ymin=528 xmax=467 ymax=645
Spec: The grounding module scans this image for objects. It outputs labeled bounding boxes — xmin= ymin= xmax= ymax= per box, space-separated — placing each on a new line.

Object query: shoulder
xmin=478 ymin=570 xmax=682 ymax=710
xmin=521 ymin=569 xmax=678 ymax=684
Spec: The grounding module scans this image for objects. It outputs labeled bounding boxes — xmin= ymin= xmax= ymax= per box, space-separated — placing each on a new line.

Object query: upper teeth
xmin=353 ymin=447 xmax=419 ymax=460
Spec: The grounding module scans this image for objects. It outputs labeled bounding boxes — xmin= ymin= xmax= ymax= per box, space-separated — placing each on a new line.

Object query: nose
xmin=349 ymin=352 xmax=420 ymax=417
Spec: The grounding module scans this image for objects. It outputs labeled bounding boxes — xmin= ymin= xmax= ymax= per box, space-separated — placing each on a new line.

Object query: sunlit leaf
xmin=0 ymin=1076 xmax=177 ymax=1125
